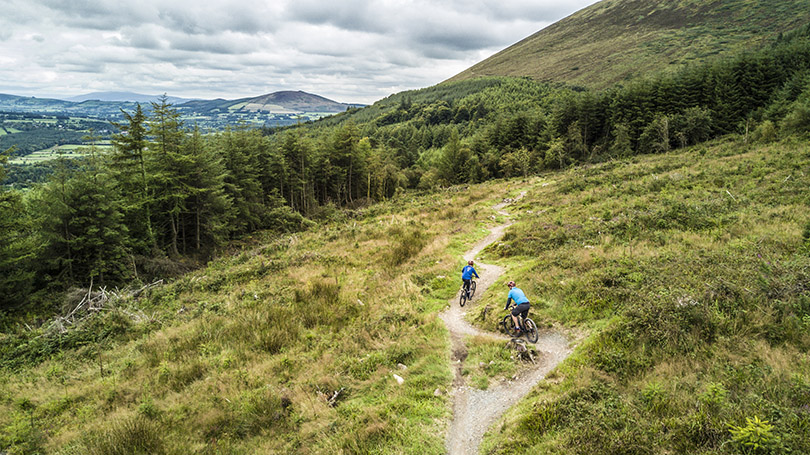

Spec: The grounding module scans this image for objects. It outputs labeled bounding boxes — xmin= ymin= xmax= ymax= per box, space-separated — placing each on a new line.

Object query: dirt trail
xmin=439 ymin=194 xmax=572 ymax=455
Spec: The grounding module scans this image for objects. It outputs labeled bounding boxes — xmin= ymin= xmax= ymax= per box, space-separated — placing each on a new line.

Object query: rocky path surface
xmin=439 ymin=194 xmax=572 ymax=455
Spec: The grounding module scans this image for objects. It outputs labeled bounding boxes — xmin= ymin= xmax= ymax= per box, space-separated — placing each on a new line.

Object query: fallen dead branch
xmin=36 ymin=280 xmax=163 ymax=337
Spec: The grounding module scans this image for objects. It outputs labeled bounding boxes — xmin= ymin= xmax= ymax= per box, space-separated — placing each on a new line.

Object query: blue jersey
xmin=461 ymin=265 xmax=479 ymax=280
xmin=507 ymin=287 xmax=530 ymax=305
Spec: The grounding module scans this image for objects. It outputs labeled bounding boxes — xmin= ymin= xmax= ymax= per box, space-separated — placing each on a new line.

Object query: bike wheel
xmin=469 ymin=281 xmax=477 ymax=298
xmin=524 ymin=318 xmax=539 ymax=343
xmin=459 ymin=292 xmax=466 ymax=307
xmin=502 ymin=315 xmax=516 ymax=335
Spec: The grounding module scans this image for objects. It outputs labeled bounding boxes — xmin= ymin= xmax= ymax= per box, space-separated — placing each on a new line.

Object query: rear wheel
xmin=459 ymin=292 xmax=466 ymax=307
xmin=469 ymin=281 xmax=477 ymax=298
xmin=524 ymin=318 xmax=538 ymax=343
xmin=501 ymin=314 xmax=516 ymax=335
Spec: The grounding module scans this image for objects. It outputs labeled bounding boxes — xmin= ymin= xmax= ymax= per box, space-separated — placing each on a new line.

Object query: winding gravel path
xmin=439 ymin=194 xmax=572 ymax=455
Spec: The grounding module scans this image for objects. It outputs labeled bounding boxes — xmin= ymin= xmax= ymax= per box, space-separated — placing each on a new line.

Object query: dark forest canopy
xmin=2 ymin=24 xmax=810 ymax=311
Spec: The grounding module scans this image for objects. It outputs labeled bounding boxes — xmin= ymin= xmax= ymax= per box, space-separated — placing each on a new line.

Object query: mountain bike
xmin=459 ymin=279 xmax=477 ymax=307
xmin=501 ymin=302 xmax=538 ymax=343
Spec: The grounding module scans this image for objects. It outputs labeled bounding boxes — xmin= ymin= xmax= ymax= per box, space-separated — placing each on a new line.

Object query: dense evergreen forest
xmin=1 ymin=24 xmax=810 ymax=314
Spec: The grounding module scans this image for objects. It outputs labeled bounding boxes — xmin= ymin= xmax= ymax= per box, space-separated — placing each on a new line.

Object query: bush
xmin=752 ymin=120 xmax=777 ymax=143
xmin=781 ymin=100 xmax=810 ymax=136
xmin=728 ymin=416 xmax=782 ymax=454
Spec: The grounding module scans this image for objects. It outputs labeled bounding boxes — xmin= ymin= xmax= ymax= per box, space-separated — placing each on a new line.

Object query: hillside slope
xmin=449 ymin=0 xmax=810 ymax=89
xmin=2 ymin=136 xmax=808 ymax=454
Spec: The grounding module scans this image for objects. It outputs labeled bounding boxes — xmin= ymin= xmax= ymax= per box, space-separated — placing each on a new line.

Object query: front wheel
xmin=524 ymin=318 xmax=539 ymax=343
xmin=469 ymin=281 xmax=477 ymax=298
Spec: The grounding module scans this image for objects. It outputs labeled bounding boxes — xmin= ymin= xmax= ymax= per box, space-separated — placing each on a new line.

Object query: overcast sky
xmin=0 ymin=0 xmax=599 ymax=104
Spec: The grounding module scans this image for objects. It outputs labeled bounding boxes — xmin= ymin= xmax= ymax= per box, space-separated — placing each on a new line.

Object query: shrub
xmin=640 ymin=381 xmax=667 ymax=415
xmin=728 ymin=416 xmax=782 ymax=454
xmin=781 ymin=100 xmax=810 ymax=136
xmin=699 ymin=382 xmax=728 ymax=409
xmin=752 ymin=120 xmax=777 ymax=143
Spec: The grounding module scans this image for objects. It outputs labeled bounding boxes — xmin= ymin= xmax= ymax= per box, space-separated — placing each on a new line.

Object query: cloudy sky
xmin=1 ymin=0 xmax=599 ymax=104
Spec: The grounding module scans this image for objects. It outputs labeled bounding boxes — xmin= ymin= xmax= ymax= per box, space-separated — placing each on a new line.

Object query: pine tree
xmin=182 ymin=127 xmax=232 ymax=253
xmin=65 ymin=168 xmax=130 ymax=284
xmin=148 ymin=96 xmax=187 ymax=257
xmin=0 ymin=148 xmax=35 ymax=309
xmin=111 ymin=104 xmax=157 ymax=253
xmin=438 ymin=129 xmax=472 ymax=184
xmin=278 ymin=131 xmax=312 ymax=214
xmin=217 ymin=127 xmax=269 ymax=232
xmin=33 ymin=155 xmax=130 ymax=286
xmin=331 ymin=122 xmax=359 ymax=204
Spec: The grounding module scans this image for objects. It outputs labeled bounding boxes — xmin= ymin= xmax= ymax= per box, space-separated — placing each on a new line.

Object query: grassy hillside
xmin=471 ymin=137 xmax=810 ymax=453
xmin=449 ymin=0 xmax=810 ymax=89
xmin=0 ymin=178 xmax=524 ymax=454
xmin=2 ymin=133 xmax=808 ymax=453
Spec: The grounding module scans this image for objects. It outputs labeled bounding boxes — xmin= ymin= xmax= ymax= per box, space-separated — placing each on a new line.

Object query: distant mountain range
xmin=64 ymin=92 xmax=193 ymax=104
xmin=0 ymin=90 xmax=363 ymax=119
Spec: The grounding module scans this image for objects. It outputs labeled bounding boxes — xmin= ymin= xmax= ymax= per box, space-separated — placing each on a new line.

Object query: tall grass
xmin=0 ymin=181 xmax=500 ymax=454
xmin=477 ymin=139 xmax=810 ymax=454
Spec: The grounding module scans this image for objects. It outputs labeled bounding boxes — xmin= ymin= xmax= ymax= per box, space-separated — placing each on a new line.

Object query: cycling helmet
xmin=507 ymin=281 xmax=516 ymax=287
xmin=468 ymin=260 xmax=474 ymax=265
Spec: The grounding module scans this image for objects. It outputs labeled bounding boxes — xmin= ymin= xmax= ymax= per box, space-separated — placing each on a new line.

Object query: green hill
xmin=178 ymin=90 xmax=362 ymax=115
xmin=2 ymin=136 xmax=808 ymax=454
xmin=448 ymin=0 xmax=810 ymax=89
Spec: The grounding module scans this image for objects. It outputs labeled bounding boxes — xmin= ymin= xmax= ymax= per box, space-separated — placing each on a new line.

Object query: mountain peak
xmin=239 ymin=91 xmax=359 ymax=114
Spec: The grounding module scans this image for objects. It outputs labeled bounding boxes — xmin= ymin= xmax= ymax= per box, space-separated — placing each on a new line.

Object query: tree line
xmin=2 ymin=24 xmax=810 ymax=312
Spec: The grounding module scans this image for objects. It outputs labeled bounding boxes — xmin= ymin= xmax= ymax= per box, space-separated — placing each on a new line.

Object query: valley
xmin=2 ymin=0 xmax=810 ymax=453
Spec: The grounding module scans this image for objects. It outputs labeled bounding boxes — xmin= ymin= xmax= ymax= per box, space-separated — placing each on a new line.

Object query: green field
xmin=8 ymin=144 xmax=112 ymax=164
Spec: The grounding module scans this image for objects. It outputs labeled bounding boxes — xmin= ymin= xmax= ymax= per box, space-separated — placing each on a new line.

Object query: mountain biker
xmin=461 ymin=260 xmax=479 ymax=299
xmin=505 ymin=280 xmax=530 ymax=333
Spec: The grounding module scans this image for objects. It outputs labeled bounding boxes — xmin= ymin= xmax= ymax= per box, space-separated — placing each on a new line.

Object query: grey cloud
xmin=125 ymin=32 xmax=164 ymax=50
xmin=411 ymin=22 xmax=497 ymax=53
xmin=59 ymin=62 xmax=107 ymax=73
xmin=40 ymin=0 xmax=119 ymax=19
xmin=284 ymin=0 xmax=381 ymax=33
xmin=37 ymin=0 xmax=154 ymax=31
xmin=168 ymin=34 xmax=255 ymax=55
xmin=29 ymin=0 xmax=280 ymax=34
xmin=410 ymin=0 xmax=593 ymax=23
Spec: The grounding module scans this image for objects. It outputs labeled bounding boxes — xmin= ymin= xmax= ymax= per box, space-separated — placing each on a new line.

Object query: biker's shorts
xmin=462 ymin=278 xmax=471 ymax=289
xmin=511 ymin=302 xmax=531 ymax=318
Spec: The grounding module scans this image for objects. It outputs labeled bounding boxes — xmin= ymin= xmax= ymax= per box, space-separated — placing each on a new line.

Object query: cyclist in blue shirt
xmin=461 ymin=260 xmax=479 ymax=299
xmin=505 ymin=280 xmax=531 ymax=333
